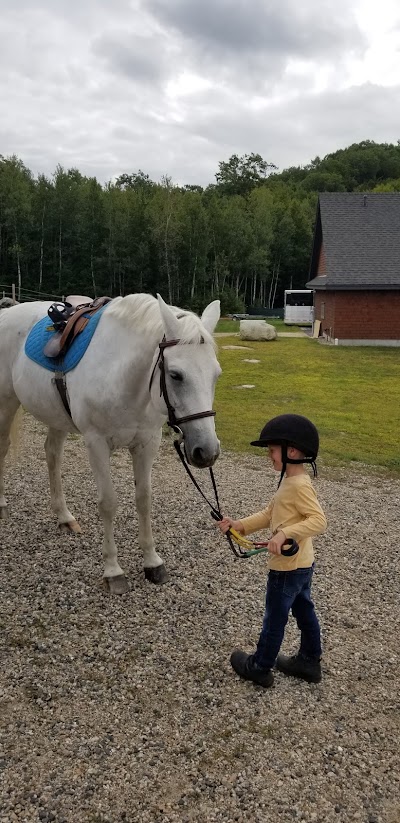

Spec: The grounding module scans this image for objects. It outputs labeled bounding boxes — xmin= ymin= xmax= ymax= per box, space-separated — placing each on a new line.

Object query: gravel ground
xmin=1 ymin=414 xmax=399 ymax=823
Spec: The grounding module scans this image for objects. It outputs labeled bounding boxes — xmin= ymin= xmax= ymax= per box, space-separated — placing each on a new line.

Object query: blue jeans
xmin=254 ymin=565 xmax=322 ymax=670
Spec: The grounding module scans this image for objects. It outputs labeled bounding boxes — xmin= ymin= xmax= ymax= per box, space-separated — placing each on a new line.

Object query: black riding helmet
xmin=250 ymin=413 xmax=319 ymax=487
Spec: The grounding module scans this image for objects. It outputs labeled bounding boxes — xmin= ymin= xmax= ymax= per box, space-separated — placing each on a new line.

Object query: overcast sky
xmin=1 ymin=0 xmax=399 ymax=186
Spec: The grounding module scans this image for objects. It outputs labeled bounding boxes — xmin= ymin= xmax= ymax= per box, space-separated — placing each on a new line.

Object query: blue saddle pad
xmin=25 ymin=304 xmax=109 ymax=373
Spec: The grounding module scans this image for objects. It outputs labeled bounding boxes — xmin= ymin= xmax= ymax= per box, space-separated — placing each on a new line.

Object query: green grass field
xmin=213 ymin=336 xmax=400 ymax=473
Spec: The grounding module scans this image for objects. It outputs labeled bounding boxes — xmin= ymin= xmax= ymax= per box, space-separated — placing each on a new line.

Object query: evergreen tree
xmin=1 ymin=141 xmax=399 ymax=309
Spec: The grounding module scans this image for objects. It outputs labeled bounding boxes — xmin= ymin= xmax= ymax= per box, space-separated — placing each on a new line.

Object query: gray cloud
xmin=2 ymin=80 xmax=399 ymax=187
xmin=147 ymin=0 xmax=366 ymax=60
xmin=0 ymin=0 xmax=398 ymax=187
xmin=92 ymin=32 xmax=168 ymax=84
xmin=179 ymin=83 xmax=400 ymax=175
xmin=141 ymin=0 xmax=368 ymax=96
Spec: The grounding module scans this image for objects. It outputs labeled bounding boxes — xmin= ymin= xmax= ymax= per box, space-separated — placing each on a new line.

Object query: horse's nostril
xmin=191 ymin=445 xmax=219 ymax=468
xmin=192 ymin=447 xmax=204 ymax=464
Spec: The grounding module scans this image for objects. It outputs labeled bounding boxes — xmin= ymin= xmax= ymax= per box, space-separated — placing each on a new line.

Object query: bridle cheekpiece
xmin=149 ymin=336 xmax=216 ymax=439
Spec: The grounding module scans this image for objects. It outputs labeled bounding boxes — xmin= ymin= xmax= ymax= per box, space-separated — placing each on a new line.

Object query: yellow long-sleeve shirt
xmin=239 ymin=473 xmax=327 ymax=571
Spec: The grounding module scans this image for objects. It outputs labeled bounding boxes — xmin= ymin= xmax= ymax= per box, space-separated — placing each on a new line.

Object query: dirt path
xmin=0 ymin=414 xmax=399 ymax=823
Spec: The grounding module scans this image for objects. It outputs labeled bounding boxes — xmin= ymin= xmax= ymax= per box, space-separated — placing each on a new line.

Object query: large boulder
xmin=0 ymin=297 xmax=18 ymax=310
xmin=239 ymin=319 xmax=277 ymax=341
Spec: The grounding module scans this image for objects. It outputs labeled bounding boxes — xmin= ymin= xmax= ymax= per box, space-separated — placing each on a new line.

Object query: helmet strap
xmin=278 ymin=443 xmax=287 ymax=488
xmin=285 ymin=454 xmax=318 ymax=477
xmin=278 ymin=445 xmax=317 ymax=486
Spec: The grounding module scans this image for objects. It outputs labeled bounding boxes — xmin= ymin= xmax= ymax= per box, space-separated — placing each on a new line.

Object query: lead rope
xmin=173 ymin=439 xmax=298 ymax=560
xmin=173 ymin=440 xmax=240 ymax=558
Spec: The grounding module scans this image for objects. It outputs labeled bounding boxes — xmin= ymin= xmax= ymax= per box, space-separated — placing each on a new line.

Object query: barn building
xmin=307 ymin=192 xmax=400 ymax=345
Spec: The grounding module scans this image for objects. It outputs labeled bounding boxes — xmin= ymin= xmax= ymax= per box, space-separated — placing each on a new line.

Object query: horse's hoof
xmin=104 ymin=574 xmax=130 ymax=595
xmin=144 ymin=564 xmax=169 ymax=585
xmin=58 ymin=519 xmax=82 ymax=534
xmin=0 ymin=506 xmax=9 ymax=520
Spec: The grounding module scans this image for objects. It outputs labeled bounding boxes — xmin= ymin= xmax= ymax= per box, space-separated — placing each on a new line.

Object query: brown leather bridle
xmin=149 ymin=337 xmax=216 ymax=436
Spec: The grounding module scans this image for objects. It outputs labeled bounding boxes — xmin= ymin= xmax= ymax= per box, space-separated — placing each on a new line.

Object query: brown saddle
xmin=66 ymin=294 xmax=93 ymax=309
xmin=43 ymin=295 xmax=112 ymax=358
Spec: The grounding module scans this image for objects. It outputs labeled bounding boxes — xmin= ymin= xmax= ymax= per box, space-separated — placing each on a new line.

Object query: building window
xmin=321 ymin=302 xmax=325 ymax=319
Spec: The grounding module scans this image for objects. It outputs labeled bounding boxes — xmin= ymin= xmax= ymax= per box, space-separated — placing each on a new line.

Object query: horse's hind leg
xmin=0 ymin=397 xmax=21 ymax=519
xmin=45 ymin=428 xmax=81 ymax=533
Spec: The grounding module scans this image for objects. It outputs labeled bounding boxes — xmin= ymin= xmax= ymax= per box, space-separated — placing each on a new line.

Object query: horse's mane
xmin=107 ymin=294 xmax=215 ymax=346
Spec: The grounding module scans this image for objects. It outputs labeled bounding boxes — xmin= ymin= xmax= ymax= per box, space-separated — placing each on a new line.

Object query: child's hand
xmin=215 ymin=517 xmax=244 ymax=535
xmin=267 ymin=530 xmax=287 ymax=555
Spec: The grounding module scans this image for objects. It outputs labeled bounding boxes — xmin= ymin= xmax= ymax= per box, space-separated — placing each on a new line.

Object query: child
xmin=217 ymin=413 xmax=327 ymax=687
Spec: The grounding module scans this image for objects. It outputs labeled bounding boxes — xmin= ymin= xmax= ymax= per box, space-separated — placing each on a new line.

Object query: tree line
xmin=1 ymin=140 xmax=400 ymax=313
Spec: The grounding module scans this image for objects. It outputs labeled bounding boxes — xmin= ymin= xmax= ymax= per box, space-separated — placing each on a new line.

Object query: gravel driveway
xmin=1 ymin=414 xmax=399 ymax=823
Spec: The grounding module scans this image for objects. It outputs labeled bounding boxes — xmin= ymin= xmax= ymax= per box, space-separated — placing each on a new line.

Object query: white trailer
xmin=284 ymin=289 xmax=313 ymax=325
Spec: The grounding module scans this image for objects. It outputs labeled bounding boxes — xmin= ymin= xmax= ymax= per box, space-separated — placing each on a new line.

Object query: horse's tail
xmin=10 ymin=406 xmax=23 ymax=458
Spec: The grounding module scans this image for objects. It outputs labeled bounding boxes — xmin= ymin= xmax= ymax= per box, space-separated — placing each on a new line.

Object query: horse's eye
xmin=169 ymin=371 xmax=183 ymax=382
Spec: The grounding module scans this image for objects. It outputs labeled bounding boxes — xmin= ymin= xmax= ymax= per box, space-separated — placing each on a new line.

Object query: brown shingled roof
xmin=306 ymin=192 xmax=400 ymax=290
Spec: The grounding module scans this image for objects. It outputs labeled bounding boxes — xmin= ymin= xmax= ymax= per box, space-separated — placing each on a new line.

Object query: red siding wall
xmin=314 ymin=291 xmax=400 ymax=340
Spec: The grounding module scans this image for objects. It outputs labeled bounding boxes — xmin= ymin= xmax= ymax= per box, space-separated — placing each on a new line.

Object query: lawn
xmin=213 ymin=335 xmax=400 ymax=473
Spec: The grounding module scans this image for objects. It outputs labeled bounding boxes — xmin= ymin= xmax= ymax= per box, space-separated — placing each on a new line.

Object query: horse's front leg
xmin=45 ymin=428 xmax=81 ymax=533
xmin=130 ymin=433 xmax=168 ymax=585
xmin=85 ymin=433 xmax=129 ymax=595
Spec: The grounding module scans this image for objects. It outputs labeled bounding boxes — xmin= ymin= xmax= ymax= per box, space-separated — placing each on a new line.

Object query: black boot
xmin=230 ymin=649 xmax=274 ymax=688
xmin=276 ymin=652 xmax=322 ymax=683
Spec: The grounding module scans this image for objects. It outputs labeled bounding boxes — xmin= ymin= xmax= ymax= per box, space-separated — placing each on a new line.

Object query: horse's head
xmin=154 ymin=295 xmax=222 ymax=468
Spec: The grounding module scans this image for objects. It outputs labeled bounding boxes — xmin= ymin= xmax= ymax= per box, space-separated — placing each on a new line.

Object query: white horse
xmin=0 ymin=293 xmax=221 ymax=593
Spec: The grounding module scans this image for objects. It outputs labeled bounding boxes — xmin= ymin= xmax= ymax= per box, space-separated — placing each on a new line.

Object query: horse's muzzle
xmin=187 ymin=441 xmax=220 ymax=468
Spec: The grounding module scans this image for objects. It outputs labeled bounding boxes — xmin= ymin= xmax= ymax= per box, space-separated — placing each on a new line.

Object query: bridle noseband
xmin=149 ymin=336 xmax=216 ymax=437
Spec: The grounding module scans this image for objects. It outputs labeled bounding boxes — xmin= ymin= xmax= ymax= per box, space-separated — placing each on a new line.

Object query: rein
xmin=172 ymin=437 xmax=240 ymax=559
xmin=174 ymin=435 xmax=298 ymax=560
xmin=150 ymin=335 xmax=298 ymax=561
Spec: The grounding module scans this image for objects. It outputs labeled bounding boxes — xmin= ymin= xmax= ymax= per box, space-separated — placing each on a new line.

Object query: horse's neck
xmin=103 ymin=318 xmax=161 ymax=386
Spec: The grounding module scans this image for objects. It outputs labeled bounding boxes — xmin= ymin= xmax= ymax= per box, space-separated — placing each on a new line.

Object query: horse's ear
xmin=157 ymin=294 xmax=180 ymax=340
xmin=201 ymin=300 xmax=220 ymax=335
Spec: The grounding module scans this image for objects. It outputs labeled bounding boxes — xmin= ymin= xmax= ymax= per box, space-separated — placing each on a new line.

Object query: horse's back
xmin=0 ymin=302 xmax=51 ymax=379
xmin=0 ymin=301 xmax=51 ymax=343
